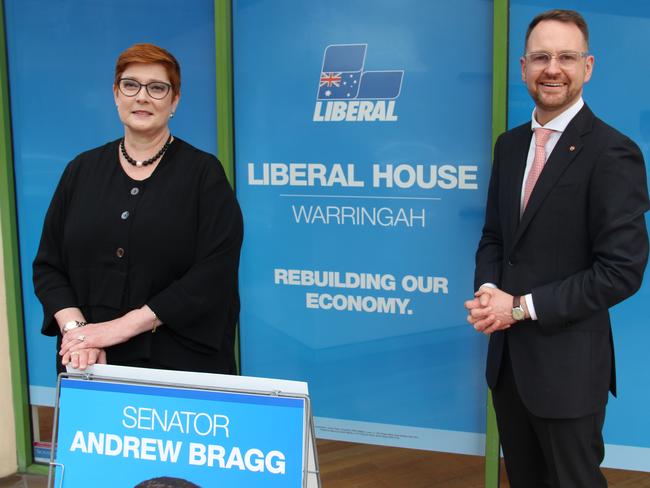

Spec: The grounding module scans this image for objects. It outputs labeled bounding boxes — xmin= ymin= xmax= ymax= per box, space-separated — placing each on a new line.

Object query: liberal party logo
xmin=313 ymin=44 xmax=404 ymax=122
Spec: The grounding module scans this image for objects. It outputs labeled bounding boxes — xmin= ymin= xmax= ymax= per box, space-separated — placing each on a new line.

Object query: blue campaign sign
xmin=53 ymin=378 xmax=306 ymax=487
xmin=234 ymin=0 xmax=493 ymax=452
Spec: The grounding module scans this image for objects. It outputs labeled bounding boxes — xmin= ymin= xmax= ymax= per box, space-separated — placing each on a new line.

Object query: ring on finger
xmin=77 ymin=335 xmax=86 ymax=343
xmin=70 ymin=352 xmax=80 ymax=356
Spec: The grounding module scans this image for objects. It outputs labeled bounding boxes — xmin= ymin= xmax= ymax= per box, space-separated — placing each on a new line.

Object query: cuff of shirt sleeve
xmin=41 ymin=313 xmax=60 ymax=337
xmin=524 ymin=293 xmax=537 ymax=321
xmin=40 ymin=290 xmax=80 ymax=336
xmin=479 ymin=282 xmax=497 ymax=290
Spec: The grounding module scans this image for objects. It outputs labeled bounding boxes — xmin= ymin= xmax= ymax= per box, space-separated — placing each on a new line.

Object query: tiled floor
xmin=3 ymin=444 xmax=650 ymax=488
xmin=0 ymin=474 xmax=46 ymax=488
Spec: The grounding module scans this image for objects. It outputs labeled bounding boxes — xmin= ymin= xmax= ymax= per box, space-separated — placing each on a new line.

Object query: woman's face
xmin=114 ymin=62 xmax=179 ymax=138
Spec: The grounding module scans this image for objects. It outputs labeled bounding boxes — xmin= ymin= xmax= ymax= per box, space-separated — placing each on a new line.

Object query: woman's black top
xmin=33 ymin=137 xmax=243 ymax=374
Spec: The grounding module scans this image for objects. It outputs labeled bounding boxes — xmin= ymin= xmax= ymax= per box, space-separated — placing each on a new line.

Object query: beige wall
xmin=0 ymin=223 xmax=18 ymax=476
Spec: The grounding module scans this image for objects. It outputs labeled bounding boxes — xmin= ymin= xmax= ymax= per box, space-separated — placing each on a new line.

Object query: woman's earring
xmin=169 ymin=112 xmax=175 ymax=119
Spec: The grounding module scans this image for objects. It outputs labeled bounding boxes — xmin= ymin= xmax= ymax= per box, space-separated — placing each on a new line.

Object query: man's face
xmin=521 ymin=20 xmax=594 ymax=123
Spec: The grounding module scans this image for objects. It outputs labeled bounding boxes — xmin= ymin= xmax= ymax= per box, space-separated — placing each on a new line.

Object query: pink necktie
xmin=523 ymin=128 xmax=553 ymax=211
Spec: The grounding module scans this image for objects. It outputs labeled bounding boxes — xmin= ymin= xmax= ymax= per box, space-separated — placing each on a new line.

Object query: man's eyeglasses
xmin=118 ymin=78 xmax=172 ymax=99
xmin=523 ymin=51 xmax=590 ymax=69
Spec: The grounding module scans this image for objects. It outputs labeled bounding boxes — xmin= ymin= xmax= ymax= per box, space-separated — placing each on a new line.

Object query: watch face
xmin=512 ymin=308 xmax=525 ymax=321
xmin=63 ymin=321 xmax=80 ymax=331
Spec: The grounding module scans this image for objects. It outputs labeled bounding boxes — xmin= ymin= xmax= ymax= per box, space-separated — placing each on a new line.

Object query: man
xmin=465 ymin=9 xmax=649 ymax=487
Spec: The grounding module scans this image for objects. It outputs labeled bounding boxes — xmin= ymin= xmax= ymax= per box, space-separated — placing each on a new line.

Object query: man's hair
xmin=524 ymin=9 xmax=589 ymax=52
xmin=134 ymin=477 xmax=200 ymax=488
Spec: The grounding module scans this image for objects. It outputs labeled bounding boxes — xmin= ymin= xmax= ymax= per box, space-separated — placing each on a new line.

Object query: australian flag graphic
xmin=317 ymin=44 xmax=403 ymax=101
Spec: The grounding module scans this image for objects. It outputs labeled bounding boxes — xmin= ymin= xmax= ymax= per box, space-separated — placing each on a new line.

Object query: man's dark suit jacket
xmin=475 ymin=104 xmax=650 ymax=419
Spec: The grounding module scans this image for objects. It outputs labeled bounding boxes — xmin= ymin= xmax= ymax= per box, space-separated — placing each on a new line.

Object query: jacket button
xmin=507 ymin=260 xmax=515 ymax=267
xmin=130 ymin=187 xmax=140 ymax=195
xmin=121 ymin=211 xmax=130 ymax=220
xmin=116 ymin=247 xmax=125 ymax=258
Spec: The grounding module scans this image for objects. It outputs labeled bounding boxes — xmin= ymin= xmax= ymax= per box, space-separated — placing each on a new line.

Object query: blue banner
xmin=3 ymin=0 xmax=218 ymax=405
xmin=54 ymin=378 xmax=306 ymax=487
xmin=234 ymin=0 xmax=493 ymax=452
xmin=509 ymin=0 xmax=650 ymax=472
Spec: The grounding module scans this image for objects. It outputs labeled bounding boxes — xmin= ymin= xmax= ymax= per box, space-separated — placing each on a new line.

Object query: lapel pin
xmin=569 ymin=145 xmax=576 ymax=151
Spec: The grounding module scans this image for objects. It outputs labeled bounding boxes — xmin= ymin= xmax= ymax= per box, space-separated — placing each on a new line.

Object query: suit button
xmin=508 ymin=260 xmax=515 ymax=267
xmin=130 ymin=187 xmax=140 ymax=195
xmin=121 ymin=211 xmax=130 ymax=220
xmin=116 ymin=247 xmax=125 ymax=258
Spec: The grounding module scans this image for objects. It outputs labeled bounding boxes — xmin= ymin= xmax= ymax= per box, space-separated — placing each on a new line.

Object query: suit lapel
xmin=507 ymin=129 xmax=532 ymax=237
xmin=511 ymin=105 xmax=596 ymax=248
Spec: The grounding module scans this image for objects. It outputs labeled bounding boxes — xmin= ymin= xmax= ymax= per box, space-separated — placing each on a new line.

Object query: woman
xmin=33 ymin=43 xmax=243 ymax=374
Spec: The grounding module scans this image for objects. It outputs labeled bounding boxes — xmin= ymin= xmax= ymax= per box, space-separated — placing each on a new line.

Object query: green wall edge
xmin=486 ymin=0 xmax=509 ymax=487
xmin=0 ymin=0 xmax=33 ymax=471
xmin=214 ymin=0 xmax=240 ymax=373
xmin=215 ymin=0 xmax=235 ymax=187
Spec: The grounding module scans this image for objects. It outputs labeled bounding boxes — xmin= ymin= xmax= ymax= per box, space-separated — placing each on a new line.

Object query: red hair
xmin=114 ymin=43 xmax=181 ymax=96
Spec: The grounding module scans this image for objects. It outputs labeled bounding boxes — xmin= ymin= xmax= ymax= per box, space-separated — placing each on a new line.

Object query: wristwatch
xmin=512 ymin=296 xmax=526 ymax=321
xmin=62 ymin=320 xmax=87 ymax=333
